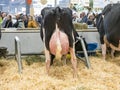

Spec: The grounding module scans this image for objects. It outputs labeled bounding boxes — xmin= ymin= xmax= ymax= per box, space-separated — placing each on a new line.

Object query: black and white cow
xmin=96 ymin=3 xmax=120 ymax=59
xmin=41 ymin=7 xmax=87 ymax=66
xmin=40 ymin=7 xmax=81 ymax=77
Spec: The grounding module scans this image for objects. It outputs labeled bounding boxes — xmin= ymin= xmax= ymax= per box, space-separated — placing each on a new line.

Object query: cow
xmin=96 ymin=3 xmax=120 ymax=59
xmin=40 ymin=7 xmax=86 ymax=78
xmin=41 ymin=7 xmax=87 ymax=64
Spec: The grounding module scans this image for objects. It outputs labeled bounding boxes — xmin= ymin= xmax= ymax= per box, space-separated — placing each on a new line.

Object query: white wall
xmin=0 ymin=30 xmax=43 ymax=55
xmin=0 ymin=29 xmax=100 ymax=55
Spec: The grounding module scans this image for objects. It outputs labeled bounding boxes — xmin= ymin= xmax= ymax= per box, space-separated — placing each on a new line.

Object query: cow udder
xmin=49 ymin=31 xmax=69 ymax=55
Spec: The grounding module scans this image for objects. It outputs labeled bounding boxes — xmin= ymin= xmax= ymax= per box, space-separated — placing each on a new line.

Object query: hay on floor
xmin=0 ymin=55 xmax=120 ymax=90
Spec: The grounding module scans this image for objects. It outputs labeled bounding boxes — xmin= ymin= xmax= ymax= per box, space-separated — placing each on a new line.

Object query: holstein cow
xmin=96 ymin=3 xmax=120 ymax=59
xmin=41 ymin=7 xmax=87 ymax=65
xmin=40 ymin=7 xmax=79 ymax=77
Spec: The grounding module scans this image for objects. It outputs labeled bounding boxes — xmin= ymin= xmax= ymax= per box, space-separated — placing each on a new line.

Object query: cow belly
xmin=49 ymin=31 xmax=69 ymax=55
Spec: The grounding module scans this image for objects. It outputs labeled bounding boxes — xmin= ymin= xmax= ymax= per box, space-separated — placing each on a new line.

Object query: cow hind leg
xmin=61 ymin=55 xmax=68 ymax=65
xmin=45 ymin=49 xmax=51 ymax=75
xmin=70 ymin=47 xmax=77 ymax=78
xmin=101 ymin=44 xmax=106 ymax=60
xmin=111 ymin=49 xmax=115 ymax=59
xmin=50 ymin=54 xmax=55 ymax=65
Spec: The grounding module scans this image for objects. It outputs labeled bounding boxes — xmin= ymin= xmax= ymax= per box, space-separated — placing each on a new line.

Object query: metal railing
xmin=1 ymin=28 xmax=98 ymax=33
xmin=14 ymin=36 xmax=22 ymax=74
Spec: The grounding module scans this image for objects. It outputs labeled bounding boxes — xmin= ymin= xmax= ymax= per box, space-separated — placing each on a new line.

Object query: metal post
xmin=76 ymin=37 xmax=91 ymax=69
xmin=15 ymin=36 xmax=22 ymax=74
xmin=55 ymin=0 xmax=57 ymax=7
xmin=26 ymin=0 xmax=30 ymax=15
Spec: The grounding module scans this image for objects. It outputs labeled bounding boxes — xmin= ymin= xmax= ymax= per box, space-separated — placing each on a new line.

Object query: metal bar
xmin=76 ymin=37 xmax=91 ymax=69
xmin=77 ymin=50 xmax=96 ymax=53
xmin=76 ymin=54 xmax=86 ymax=62
xmin=15 ymin=36 xmax=22 ymax=74
xmin=55 ymin=0 xmax=57 ymax=7
xmin=1 ymin=28 xmax=98 ymax=32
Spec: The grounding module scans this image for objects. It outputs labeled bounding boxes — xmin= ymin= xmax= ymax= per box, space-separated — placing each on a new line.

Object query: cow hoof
xmin=102 ymin=56 xmax=106 ymax=61
xmin=73 ymin=73 xmax=78 ymax=79
xmin=72 ymin=77 xmax=78 ymax=82
xmin=111 ymin=54 xmax=115 ymax=59
xmin=111 ymin=56 xmax=114 ymax=59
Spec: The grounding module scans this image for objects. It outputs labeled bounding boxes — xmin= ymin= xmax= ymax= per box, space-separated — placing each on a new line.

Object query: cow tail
xmin=55 ymin=24 xmax=62 ymax=60
xmin=55 ymin=37 xmax=62 ymax=60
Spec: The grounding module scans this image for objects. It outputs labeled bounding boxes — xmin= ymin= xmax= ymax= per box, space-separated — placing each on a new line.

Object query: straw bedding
xmin=0 ymin=55 xmax=120 ymax=90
